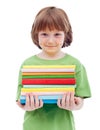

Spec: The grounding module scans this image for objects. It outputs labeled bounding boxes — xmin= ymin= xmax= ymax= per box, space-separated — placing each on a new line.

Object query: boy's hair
xmin=31 ymin=6 xmax=73 ymax=49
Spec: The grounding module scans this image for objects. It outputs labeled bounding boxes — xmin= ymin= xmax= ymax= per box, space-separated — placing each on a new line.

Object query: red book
xmin=22 ymin=78 xmax=76 ymax=85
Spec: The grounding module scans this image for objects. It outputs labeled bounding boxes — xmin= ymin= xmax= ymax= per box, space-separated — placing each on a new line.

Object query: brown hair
xmin=31 ymin=6 xmax=73 ymax=49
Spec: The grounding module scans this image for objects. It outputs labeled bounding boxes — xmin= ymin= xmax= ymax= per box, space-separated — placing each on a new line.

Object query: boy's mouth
xmin=45 ymin=45 xmax=57 ymax=47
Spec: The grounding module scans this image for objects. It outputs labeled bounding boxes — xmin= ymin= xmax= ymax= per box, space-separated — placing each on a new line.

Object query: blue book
xmin=20 ymin=95 xmax=62 ymax=104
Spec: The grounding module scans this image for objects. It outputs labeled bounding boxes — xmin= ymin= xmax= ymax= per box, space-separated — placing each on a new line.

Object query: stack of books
xmin=20 ymin=65 xmax=76 ymax=104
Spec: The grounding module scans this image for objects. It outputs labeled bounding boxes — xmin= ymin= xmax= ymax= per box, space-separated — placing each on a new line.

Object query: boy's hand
xmin=57 ymin=92 xmax=84 ymax=111
xmin=16 ymin=93 xmax=43 ymax=111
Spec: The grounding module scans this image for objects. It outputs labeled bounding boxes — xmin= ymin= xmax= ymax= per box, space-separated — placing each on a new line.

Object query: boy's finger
xmin=57 ymin=99 xmax=62 ymax=108
xmin=65 ymin=92 xmax=70 ymax=107
xmin=70 ymin=92 xmax=74 ymax=107
xmin=61 ymin=94 xmax=66 ymax=107
xmin=34 ymin=95 xmax=39 ymax=107
xmin=39 ymin=99 xmax=43 ymax=108
xmin=26 ymin=94 xmax=30 ymax=107
xmin=30 ymin=94 xmax=35 ymax=108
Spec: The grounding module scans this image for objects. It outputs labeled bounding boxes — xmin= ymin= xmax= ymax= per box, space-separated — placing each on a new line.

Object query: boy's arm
xmin=16 ymin=94 xmax=43 ymax=111
xmin=74 ymin=96 xmax=84 ymax=110
xmin=57 ymin=92 xmax=84 ymax=111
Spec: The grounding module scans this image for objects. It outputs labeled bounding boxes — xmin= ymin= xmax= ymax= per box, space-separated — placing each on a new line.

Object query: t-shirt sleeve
xmin=75 ymin=64 xmax=92 ymax=98
xmin=16 ymin=66 xmax=23 ymax=101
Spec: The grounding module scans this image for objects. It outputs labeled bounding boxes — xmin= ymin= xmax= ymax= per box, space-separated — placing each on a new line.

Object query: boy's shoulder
xmin=66 ymin=54 xmax=84 ymax=72
xmin=21 ymin=55 xmax=36 ymax=65
xmin=66 ymin=54 xmax=81 ymax=64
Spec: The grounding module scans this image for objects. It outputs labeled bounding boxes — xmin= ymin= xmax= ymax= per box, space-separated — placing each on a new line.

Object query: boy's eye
xmin=41 ymin=33 xmax=48 ymax=36
xmin=55 ymin=33 xmax=62 ymax=36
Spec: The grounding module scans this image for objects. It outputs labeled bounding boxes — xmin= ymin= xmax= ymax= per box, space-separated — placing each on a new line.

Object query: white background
xmin=0 ymin=0 xmax=100 ymax=130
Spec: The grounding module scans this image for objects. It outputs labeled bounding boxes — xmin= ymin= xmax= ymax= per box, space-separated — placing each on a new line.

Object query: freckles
xmin=58 ymin=38 xmax=64 ymax=43
xmin=39 ymin=38 xmax=45 ymax=44
xmin=38 ymin=39 xmax=43 ymax=45
xmin=59 ymin=41 xmax=64 ymax=46
xmin=38 ymin=38 xmax=41 ymax=43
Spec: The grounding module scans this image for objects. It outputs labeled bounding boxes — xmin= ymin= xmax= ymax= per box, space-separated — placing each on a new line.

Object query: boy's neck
xmin=37 ymin=51 xmax=66 ymax=60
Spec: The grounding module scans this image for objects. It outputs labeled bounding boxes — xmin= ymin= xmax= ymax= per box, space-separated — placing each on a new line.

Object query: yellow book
xmin=21 ymin=88 xmax=75 ymax=92
xmin=23 ymin=65 xmax=76 ymax=69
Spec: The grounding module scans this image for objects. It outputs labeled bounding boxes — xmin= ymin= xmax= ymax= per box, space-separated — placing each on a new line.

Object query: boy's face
xmin=38 ymin=29 xmax=65 ymax=55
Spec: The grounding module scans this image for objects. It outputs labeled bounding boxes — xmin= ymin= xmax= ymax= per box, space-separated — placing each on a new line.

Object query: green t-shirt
xmin=16 ymin=54 xmax=91 ymax=130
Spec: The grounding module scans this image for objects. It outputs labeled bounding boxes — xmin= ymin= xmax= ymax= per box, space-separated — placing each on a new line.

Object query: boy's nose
xmin=47 ymin=36 xmax=55 ymax=43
